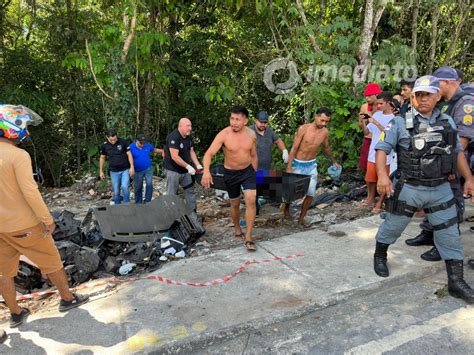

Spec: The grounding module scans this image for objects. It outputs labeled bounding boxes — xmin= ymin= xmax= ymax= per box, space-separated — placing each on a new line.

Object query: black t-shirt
xmin=100 ymin=138 xmax=130 ymax=172
xmin=164 ymin=129 xmax=193 ymax=174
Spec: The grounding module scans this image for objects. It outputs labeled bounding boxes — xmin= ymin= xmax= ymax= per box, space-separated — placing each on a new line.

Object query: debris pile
xmin=15 ymin=195 xmax=205 ymax=294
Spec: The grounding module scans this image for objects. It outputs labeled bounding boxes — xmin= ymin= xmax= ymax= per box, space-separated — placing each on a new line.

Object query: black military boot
xmin=405 ymin=230 xmax=434 ymax=246
xmin=420 ymin=246 xmax=442 ymax=262
xmin=374 ymin=242 xmax=390 ymax=277
xmin=445 ymin=260 xmax=474 ymax=304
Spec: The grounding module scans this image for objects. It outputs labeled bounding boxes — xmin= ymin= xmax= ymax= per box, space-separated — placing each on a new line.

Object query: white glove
xmin=196 ymin=164 xmax=203 ymax=170
xmin=282 ymin=149 xmax=289 ymax=163
xmin=186 ymin=164 xmax=196 ymax=175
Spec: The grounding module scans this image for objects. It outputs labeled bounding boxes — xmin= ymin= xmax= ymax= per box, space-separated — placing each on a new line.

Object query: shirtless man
xmin=202 ymin=106 xmax=258 ymax=251
xmin=286 ymin=107 xmax=340 ymax=224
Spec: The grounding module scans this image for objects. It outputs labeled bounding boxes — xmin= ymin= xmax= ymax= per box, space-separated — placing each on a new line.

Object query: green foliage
xmin=1 ymin=0 xmax=472 ymax=186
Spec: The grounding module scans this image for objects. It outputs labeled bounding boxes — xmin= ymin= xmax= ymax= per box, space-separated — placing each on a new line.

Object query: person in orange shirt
xmin=0 ymin=105 xmax=89 ymax=336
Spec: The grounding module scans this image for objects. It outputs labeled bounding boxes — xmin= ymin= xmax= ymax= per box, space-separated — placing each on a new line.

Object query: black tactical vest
xmin=397 ymin=114 xmax=457 ymax=182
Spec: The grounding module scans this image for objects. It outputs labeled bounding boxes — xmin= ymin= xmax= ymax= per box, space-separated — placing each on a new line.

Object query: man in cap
xmin=129 ymin=134 xmax=164 ymax=204
xmin=372 ymin=75 xmax=474 ymax=304
xmin=164 ymin=117 xmax=203 ymax=212
xmin=249 ymin=111 xmax=288 ymax=171
xmin=99 ymin=129 xmax=135 ymax=204
xmin=249 ymin=111 xmax=288 ymax=214
xmin=405 ymin=67 xmax=474 ymax=262
xmin=358 ymin=83 xmax=382 ymax=172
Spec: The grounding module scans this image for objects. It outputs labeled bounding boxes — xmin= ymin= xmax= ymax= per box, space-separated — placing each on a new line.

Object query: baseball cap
xmin=412 ymin=75 xmax=440 ymax=94
xmin=106 ymin=128 xmax=117 ymax=137
xmin=433 ymin=66 xmax=458 ymax=81
xmin=455 ymin=69 xmax=464 ymax=83
xmin=257 ymin=111 xmax=269 ymax=122
xmin=136 ymin=134 xmax=148 ymax=143
xmin=363 ymin=83 xmax=382 ymax=96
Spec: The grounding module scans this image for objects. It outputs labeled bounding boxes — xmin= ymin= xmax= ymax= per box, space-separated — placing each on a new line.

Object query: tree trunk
xmin=442 ymin=2 xmax=473 ymax=66
xmin=356 ymin=0 xmax=387 ymax=80
xmin=427 ymin=5 xmax=439 ymax=73
xmin=411 ymin=0 xmax=419 ymax=57
xmin=295 ymin=0 xmax=323 ymax=54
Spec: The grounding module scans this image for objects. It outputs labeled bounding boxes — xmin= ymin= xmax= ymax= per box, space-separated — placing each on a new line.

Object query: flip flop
xmin=465 ymin=216 xmax=474 ymax=222
xmin=235 ymin=232 xmax=244 ymax=240
xmin=244 ymin=240 xmax=257 ymax=251
xmin=357 ymin=201 xmax=374 ymax=209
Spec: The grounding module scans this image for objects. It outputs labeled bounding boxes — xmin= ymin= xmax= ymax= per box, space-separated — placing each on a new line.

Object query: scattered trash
xmin=119 ymin=263 xmax=136 ymax=275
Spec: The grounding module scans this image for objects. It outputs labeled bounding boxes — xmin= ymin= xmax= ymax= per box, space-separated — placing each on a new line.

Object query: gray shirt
xmin=249 ymin=124 xmax=280 ymax=170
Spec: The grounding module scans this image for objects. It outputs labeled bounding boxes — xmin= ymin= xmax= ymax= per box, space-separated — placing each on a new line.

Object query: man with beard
xmin=201 ymin=107 xmax=258 ymax=251
xmin=285 ymin=107 xmax=340 ymax=225
xmin=164 ymin=117 xmax=203 ymax=212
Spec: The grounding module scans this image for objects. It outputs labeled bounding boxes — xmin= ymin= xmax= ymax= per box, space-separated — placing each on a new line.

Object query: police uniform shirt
xmin=164 ymin=129 xmax=193 ymax=174
xmin=439 ymin=88 xmax=474 ymax=140
xmin=100 ymin=138 xmax=131 ymax=172
xmin=375 ymin=107 xmax=463 ymax=155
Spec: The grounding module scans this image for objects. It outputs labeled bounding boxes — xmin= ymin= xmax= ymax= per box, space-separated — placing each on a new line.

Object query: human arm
xmin=250 ymin=134 xmax=258 ymax=171
xmin=322 ymin=131 xmax=339 ymax=167
xmin=275 ymin=138 xmax=288 ymax=163
xmin=457 ymin=152 xmax=474 ymax=203
xmin=190 ymin=147 xmax=203 ymax=170
xmin=15 ymin=152 xmax=54 ymax=228
xmin=375 ymin=150 xmax=392 ymax=196
xmin=287 ymin=125 xmax=306 ymax=172
xmin=127 ymin=150 xmax=135 ymax=177
xmin=153 ymin=147 xmax=165 ymax=157
xmin=99 ymin=154 xmax=106 ymax=180
xmin=201 ymin=132 xmax=225 ymax=188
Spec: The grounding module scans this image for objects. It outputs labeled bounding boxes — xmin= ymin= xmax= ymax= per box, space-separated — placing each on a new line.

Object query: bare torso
xmin=295 ymin=123 xmax=328 ymax=161
xmin=222 ymin=127 xmax=256 ymax=169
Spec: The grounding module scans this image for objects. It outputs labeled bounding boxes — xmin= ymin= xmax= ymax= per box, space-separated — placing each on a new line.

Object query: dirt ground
xmin=1 ymin=175 xmax=373 ymax=320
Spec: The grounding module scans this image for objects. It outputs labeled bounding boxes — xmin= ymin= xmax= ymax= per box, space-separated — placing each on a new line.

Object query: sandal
xmin=465 ymin=216 xmax=474 ymax=222
xmin=235 ymin=232 xmax=244 ymax=240
xmin=357 ymin=201 xmax=374 ymax=209
xmin=244 ymin=240 xmax=257 ymax=251
xmin=371 ymin=208 xmax=383 ymax=214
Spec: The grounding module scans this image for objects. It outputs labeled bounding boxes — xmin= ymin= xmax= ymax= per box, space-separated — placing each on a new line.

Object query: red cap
xmin=363 ymin=83 xmax=382 ymax=96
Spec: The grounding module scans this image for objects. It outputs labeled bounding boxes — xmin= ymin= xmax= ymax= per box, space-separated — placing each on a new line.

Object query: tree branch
xmin=85 ymin=39 xmax=113 ymax=100
xmin=295 ymin=0 xmax=323 ymax=54
xmin=121 ymin=5 xmax=137 ymax=63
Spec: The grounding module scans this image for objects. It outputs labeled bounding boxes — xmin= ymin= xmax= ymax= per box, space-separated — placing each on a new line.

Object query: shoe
xmin=58 ymin=293 xmax=90 ymax=312
xmin=445 ymin=260 xmax=474 ymax=304
xmin=374 ymin=241 xmax=390 ymax=277
xmin=405 ymin=230 xmax=434 ymax=246
xmin=420 ymin=246 xmax=441 ymax=262
xmin=468 ymin=259 xmax=474 ymax=270
xmin=0 ymin=329 xmax=7 ymax=343
xmin=10 ymin=308 xmax=30 ymax=328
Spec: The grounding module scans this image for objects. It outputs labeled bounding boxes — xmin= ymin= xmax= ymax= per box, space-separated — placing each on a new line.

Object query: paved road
xmin=201 ymin=267 xmax=474 ymax=354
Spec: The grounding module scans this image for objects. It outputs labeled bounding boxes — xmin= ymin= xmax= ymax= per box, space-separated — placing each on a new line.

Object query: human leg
xmin=109 ymin=171 xmax=122 ymax=204
xmin=120 ymin=169 xmax=130 ymax=203
xmin=144 ymin=166 xmax=154 ymax=203
xmin=133 ymin=169 xmax=145 ymax=203
xmin=181 ymin=173 xmax=197 ymax=211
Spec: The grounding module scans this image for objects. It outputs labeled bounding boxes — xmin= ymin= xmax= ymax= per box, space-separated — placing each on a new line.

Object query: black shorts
xmin=223 ymin=165 xmax=256 ymax=199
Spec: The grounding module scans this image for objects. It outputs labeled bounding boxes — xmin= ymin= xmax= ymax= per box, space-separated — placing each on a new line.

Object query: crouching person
xmin=0 ymin=105 xmax=89 ymax=332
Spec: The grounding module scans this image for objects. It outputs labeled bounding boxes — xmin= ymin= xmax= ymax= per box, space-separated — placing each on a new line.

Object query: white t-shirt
xmin=367 ymin=112 xmax=394 ymax=163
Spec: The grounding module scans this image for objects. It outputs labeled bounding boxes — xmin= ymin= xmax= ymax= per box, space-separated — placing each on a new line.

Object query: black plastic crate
xmin=256 ymin=170 xmax=310 ymax=203
xmin=196 ymin=166 xmax=310 ymax=203
xmin=195 ymin=165 xmax=226 ymax=190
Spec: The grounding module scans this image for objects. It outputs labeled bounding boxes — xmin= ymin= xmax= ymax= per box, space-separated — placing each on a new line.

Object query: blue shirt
xmin=130 ymin=141 xmax=155 ymax=172
xmin=375 ymin=107 xmax=463 ymax=155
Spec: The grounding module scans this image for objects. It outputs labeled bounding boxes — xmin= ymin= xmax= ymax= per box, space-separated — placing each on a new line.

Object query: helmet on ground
xmin=0 ymin=104 xmax=43 ymax=143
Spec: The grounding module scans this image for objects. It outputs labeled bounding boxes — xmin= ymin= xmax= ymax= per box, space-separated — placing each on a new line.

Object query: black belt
xmin=405 ymin=178 xmax=448 ymax=187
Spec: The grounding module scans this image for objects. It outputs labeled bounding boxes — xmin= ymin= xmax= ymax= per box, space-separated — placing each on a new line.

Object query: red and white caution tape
xmin=16 ymin=253 xmax=304 ymax=301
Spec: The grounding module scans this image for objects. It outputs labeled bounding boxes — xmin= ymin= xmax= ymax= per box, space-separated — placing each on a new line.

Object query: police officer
xmin=405 ymin=67 xmax=474 ymax=262
xmin=373 ymin=75 xmax=474 ymax=304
